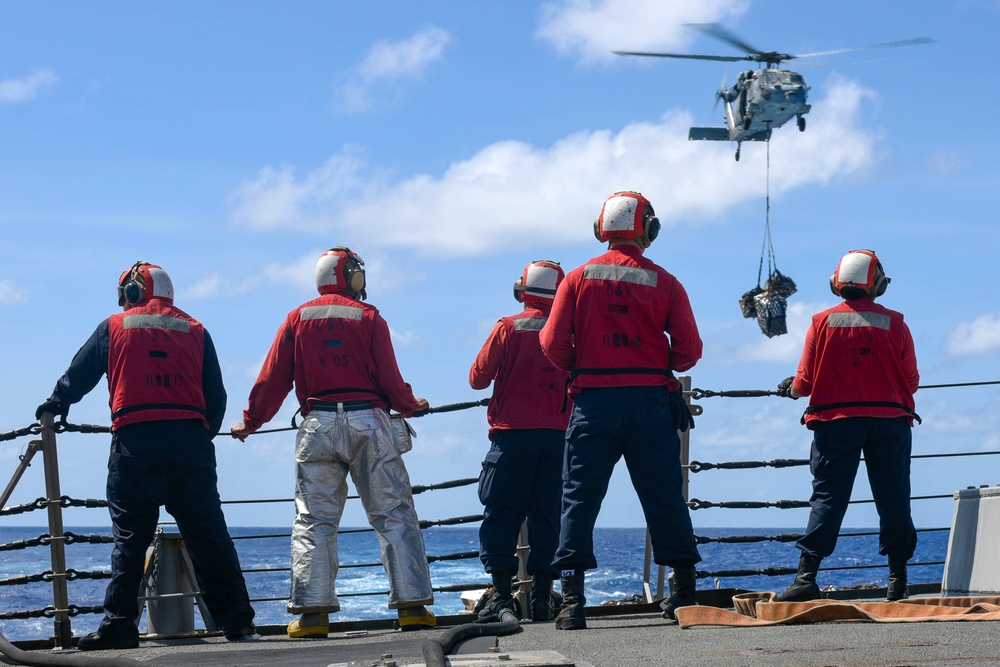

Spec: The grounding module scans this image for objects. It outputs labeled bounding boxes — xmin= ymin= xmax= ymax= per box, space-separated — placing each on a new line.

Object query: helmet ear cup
xmin=640 ymin=206 xmax=661 ymax=248
xmin=124 ymin=280 xmax=143 ymax=304
xmin=646 ymin=216 xmax=660 ymax=243
xmin=347 ymin=264 xmax=366 ymax=293
xmin=119 ymin=261 xmax=146 ymax=306
xmin=593 ymin=217 xmax=606 ymax=242
xmin=872 ymin=263 xmax=890 ymax=297
xmin=513 ymin=278 xmax=525 ymax=303
xmin=829 ymin=273 xmax=841 ymax=297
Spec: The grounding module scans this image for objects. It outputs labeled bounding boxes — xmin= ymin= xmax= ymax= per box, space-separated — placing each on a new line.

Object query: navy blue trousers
xmin=553 ymin=386 xmax=701 ymax=573
xmin=101 ymin=420 xmax=255 ymax=638
xmin=478 ymin=428 xmax=563 ymax=579
xmin=797 ymin=416 xmax=917 ymax=560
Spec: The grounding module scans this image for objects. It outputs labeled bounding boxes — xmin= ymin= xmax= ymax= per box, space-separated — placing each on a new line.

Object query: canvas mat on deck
xmin=675 ymin=592 xmax=1000 ymax=628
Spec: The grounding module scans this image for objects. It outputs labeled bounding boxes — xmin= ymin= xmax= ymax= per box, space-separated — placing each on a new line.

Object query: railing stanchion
xmin=516 ymin=521 xmax=530 ymax=616
xmin=39 ymin=413 xmax=73 ymax=648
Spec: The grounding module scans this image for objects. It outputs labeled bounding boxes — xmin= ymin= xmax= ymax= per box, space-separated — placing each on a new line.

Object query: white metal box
xmin=942 ymin=485 xmax=1000 ymax=595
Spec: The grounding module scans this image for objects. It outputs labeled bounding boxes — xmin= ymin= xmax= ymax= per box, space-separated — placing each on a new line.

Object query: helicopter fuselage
xmin=734 ymin=69 xmax=810 ymax=138
xmin=690 ymin=68 xmax=811 ymax=151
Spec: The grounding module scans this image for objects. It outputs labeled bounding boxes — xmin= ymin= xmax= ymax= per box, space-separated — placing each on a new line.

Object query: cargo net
xmin=741 ymin=269 xmax=797 ymax=338
xmin=739 ymin=149 xmax=795 ymax=338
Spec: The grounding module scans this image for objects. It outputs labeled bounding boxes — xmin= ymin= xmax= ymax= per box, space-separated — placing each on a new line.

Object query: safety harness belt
xmin=802 ymin=401 xmax=921 ymax=425
xmin=561 ymin=367 xmax=672 ymax=413
xmin=112 ymin=403 xmax=206 ymax=418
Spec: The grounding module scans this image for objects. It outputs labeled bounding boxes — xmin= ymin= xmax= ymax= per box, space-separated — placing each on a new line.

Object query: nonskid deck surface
xmin=7 ymin=601 xmax=1000 ymax=667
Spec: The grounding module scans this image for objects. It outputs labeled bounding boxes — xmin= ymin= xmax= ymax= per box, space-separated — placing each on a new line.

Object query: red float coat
xmin=242 ymin=293 xmax=421 ymax=430
xmin=469 ymin=304 xmax=571 ymax=435
xmin=792 ymin=297 xmax=919 ymax=429
xmin=539 ymin=245 xmax=702 ymax=393
xmin=107 ymin=299 xmax=208 ymax=430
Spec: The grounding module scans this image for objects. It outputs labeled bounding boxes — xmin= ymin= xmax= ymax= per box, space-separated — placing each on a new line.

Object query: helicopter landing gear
xmin=797 ymin=115 xmax=806 ymax=132
xmin=735 ymin=144 xmax=741 ymax=161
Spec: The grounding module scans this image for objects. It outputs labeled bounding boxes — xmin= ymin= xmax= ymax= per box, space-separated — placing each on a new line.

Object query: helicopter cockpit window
xmin=787 ymin=73 xmax=805 ymax=85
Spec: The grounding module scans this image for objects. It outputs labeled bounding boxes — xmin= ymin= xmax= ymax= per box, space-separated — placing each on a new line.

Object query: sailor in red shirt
xmin=37 ymin=262 xmax=255 ymax=650
xmin=469 ymin=260 xmax=570 ymax=623
xmin=539 ymin=191 xmax=703 ymax=630
xmin=231 ymin=247 xmax=435 ymax=636
xmin=775 ymin=249 xmax=919 ymax=603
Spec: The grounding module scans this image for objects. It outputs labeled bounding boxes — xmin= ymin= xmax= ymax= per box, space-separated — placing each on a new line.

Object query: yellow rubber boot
xmin=287 ymin=612 xmax=329 ymax=638
xmin=397 ymin=606 xmax=436 ymax=631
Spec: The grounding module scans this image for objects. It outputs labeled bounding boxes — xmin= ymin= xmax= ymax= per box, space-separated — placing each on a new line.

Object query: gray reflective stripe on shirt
xmin=827 ymin=311 xmax=890 ymax=330
xmin=583 ymin=263 xmax=658 ymax=287
xmin=300 ymin=305 xmax=364 ymax=321
xmin=514 ymin=317 xmax=546 ymax=332
xmin=122 ymin=314 xmax=191 ymax=333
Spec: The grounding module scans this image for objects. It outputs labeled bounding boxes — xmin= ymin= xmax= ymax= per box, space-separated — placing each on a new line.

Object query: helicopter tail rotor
xmin=714 ymin=72 xmax=728 ymax=112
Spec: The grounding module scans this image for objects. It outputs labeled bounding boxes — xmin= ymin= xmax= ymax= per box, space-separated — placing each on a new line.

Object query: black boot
xmin=476 ymin=571 xmax=520 ymax=623
xmin=555 ymin=573 xmax=586 ymax=630
xmin=660 ymin=566 xmax=698 ymax=620
xmin=529 ymin=576 xmax=554 ymax=622
xmin=777 ymin=553 xmax=822 ymax=602
xmin=887 ymin=557 xmax=909 ymax=601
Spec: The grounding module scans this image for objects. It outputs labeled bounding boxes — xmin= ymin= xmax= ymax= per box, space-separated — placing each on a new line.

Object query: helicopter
xmin=614 ymin=24 xmax=933 ymax=161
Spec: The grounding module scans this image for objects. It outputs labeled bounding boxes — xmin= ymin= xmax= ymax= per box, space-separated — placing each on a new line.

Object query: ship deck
xmin=5 ymin=596 xmax=1000 ymax=667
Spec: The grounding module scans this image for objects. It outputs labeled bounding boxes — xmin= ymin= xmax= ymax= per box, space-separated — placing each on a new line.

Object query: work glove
xmin=776 ymin=376 xmax=798 ymax=399
xmin=668 ymin=388 xmax=695 ymax=432
xmin=35 ymin=399 xmax=69 ymax=421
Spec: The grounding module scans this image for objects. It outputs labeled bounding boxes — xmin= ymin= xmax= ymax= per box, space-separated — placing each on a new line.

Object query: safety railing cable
xmin=694 ymin=526 xmax=950 ymax=545
xmin=688 ymin=492 xmax=954 ymax=511
xmin=688 ymin=449 xmax=1000 ymax=473
xmin=3 ymin=380 xmax=994 ymax=445
xmin=686 ymin=379 xmax=1000 ymax=401
xmin=0 ymin=531 xmax=113 ymax=552
xmin=695 ymin=560 xmax=945 ymax=581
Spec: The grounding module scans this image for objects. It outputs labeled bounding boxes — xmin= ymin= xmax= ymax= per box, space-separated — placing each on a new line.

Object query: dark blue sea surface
xmin=0 ymin=525 xmax=948 ymax=641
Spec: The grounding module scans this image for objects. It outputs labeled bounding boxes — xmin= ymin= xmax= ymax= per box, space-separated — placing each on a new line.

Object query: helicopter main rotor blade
xmin=613 ymin=50 xmax=749 ymax=62
xmin=685 ymin=23 xmax=763 ymax=57
xmin=790 ymin=36 xmax=934 ymax=60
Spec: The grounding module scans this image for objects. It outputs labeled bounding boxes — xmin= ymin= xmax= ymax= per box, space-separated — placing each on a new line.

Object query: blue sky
xmin=2 ymin=1 xmax=998 ymax=531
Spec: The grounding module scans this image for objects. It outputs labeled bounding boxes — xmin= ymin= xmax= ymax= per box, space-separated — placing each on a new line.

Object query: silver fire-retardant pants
xmin=287 ymin=407 xmax=434 ymax=613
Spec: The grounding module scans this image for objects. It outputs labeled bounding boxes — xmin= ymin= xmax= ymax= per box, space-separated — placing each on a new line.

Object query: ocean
xmin=0 ymin=525 xmax=948 ymax=642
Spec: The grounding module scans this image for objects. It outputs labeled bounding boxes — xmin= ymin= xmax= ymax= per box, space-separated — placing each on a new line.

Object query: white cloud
xmin=337 ymin=26 xmax=451 ymax=113
xmin=183 ymin=252 xmax=319 ymax=300
xmin=945 ymin=312 xmax=1000 ymax=356
xmin=694 ymin=402 xmax=804 ymax=458
xmin=0 ymin=279 xmax=29 ymax=304
xmin=229 ymin=149 xmax=366 ymax=230
xmin=536 ymin=0 xmax=749 ymax=63
xmin=0 ymin=69 xmax=57 ymax=103
xmin=732 ymin=301 xmax=818 ymax=364
xmin=183 ymin=249 xmax=424 ymax=302
xmin=389 ymin=325 xmax=419 ymax=348
xmin=230 ymin=77 xmax=879 ymax=258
